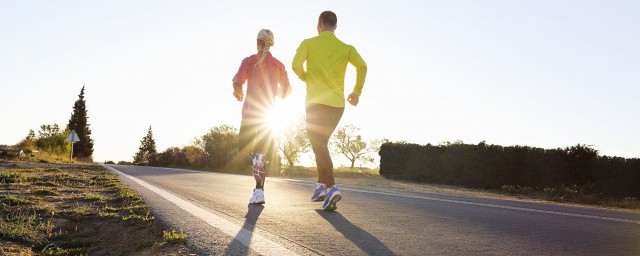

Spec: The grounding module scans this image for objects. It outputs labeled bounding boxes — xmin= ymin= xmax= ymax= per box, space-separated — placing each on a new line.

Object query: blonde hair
xmin=255 ymin=29 xmax=274 ymax=66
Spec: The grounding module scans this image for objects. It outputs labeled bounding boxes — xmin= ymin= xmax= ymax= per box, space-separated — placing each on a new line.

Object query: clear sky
xmin=1 ymin=0 xmax=639 ymax=163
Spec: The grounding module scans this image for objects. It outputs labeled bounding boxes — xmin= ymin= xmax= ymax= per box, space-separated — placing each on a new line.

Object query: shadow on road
xmin=316 ymin=210 xmax=395 ymax=255
xmin=224 ymin=204 xmax=264 ymax=256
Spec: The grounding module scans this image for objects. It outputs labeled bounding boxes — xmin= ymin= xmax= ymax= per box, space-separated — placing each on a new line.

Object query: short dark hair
xmin=319 ymin=11 xmax=337 ymax=27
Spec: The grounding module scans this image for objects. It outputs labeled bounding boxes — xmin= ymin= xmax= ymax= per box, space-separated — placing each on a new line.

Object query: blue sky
xmin=1 ymin=0 xmax=639 ymax=163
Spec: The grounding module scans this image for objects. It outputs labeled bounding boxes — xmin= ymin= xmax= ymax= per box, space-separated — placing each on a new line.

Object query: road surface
xmin=104 ymin=165 xmax=640 ymax=256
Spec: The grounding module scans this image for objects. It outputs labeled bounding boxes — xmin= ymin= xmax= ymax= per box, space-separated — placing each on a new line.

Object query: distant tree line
xmin=379 ymin=142 xmax=640 ymax=199
xmin=132 ymin=125 xmax=236 ymax=171
xmin=131 ymin=118 xmax=381 ymax=172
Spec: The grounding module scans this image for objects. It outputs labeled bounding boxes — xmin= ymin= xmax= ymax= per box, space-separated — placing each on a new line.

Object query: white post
xmin=70 ymin=141 xmax=74 ymax=163
xmin=66 ymin=130 xmax=79 ymax=164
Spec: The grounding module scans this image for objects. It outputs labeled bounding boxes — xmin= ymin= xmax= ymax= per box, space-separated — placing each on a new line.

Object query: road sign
xmin=66 ymin=130 xmax=80 ymax=142
xmin=66 ymin=130 xmax=80 ymax=163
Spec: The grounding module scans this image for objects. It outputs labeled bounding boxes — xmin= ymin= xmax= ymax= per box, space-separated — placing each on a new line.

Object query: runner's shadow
xmin=316 ymin=210 xmax=395 ymax=255
xmin=224 ymin=204 xmax=264 ymax=256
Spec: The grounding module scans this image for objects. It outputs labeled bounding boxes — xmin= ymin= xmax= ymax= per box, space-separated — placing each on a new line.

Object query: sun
xmin=266 ymin=99 xmax=297 ymax=136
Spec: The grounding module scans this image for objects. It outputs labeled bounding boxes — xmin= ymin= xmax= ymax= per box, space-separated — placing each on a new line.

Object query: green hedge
xmin=379 ymin=142 xmax=640 ymax=198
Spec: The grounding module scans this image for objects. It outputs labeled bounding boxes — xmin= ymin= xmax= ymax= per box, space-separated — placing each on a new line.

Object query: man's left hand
xmin=347 ymin=93 xmax=360 ymax=106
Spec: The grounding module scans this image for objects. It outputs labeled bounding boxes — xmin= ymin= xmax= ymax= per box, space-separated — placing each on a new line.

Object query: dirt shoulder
xmin=0 ymin=161 xmax=197 ymax=256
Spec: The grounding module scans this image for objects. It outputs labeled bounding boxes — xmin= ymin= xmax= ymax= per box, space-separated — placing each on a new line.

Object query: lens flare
xmin=266 ymin=101 xmax=292 ymax=136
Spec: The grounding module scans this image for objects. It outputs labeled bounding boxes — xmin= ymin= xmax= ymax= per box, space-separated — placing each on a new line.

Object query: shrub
xmin=182 ymin=146 xmax=207 ymax=168
xmin=200 ymin=125 xmax=238 ymax=169
xmin=34 ymin=124 xmax=69 ymax=154
xmin=15 ymin=139 xmax=36 ymax=151
xmin=150 ymin=147 xmax=188 ymax=167
xmin=379 ymin=142 xmax=640 ymax=199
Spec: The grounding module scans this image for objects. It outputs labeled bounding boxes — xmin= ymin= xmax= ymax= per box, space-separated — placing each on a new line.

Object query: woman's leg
xmin=239 ymin=117 xmax=256 ymax=161
xmin=240 ymin=117 xmax=265 ymax=189
xmin=252 ymin=117 xmax=274 ymax=190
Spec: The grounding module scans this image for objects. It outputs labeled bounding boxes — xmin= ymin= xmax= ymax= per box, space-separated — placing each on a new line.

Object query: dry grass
xmin=0 ymin=162 xmax=195 ymax=255
xmin=277 ymin=166 xmax=379 ymax=179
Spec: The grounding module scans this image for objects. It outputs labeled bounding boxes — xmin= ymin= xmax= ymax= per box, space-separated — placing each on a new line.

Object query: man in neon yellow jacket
xmin=292 ymin=10 xmax=367 ymax=211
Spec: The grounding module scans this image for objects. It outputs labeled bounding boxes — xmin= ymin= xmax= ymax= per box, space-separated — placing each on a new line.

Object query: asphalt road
xmin=104 ymin=165 xmax=640 ymax=256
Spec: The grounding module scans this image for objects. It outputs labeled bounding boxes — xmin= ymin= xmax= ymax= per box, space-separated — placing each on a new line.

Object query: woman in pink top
xmin=232 ymin=29 xmax=291 ymax=204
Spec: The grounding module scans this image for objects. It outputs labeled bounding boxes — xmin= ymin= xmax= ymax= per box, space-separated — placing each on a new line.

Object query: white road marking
xmin=338 ymin=187 xmax=640 ymax=225
xmin=103 ymin=165 xmax=298 ymax=256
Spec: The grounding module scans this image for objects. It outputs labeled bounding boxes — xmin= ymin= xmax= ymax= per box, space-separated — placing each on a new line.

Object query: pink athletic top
xmin=232 ymin=51 xmax=290 ymax=118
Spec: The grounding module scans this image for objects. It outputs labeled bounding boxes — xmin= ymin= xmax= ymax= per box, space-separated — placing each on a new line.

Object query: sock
xmin=253 ymin=153 xmax=266 ymax=190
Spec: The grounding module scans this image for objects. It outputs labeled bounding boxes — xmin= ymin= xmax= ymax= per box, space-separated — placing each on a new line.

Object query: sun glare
xmin=266 ymin=99 xmax=299 ymax=136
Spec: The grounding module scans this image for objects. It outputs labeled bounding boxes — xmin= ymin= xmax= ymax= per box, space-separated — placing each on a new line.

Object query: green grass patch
xmin=33 ymin=181 xmax=60 ymax=187
xmin=97 ymin=211 xmax=120 ymax=218
xmin=1 ymin=194 xmax=34 ymax=206
xmin=116 ymin=189 xmax=142 ymax=203
xmin=609 ymin=197 xmax=640 ymax=209
xmin=162 ymin=230 xmax=187 ymax=245
xmin=0 ymin=211 xmax=55 ymax=246
xmin=41 ymin=246 xmax=85 ymax=256
xmin=278 ymin=166 xmax=379 ymax=178
xmin=63 ymin=206 xmax=97 ymax=219
xmin=0 ymin=172 xmax=23 ymax=183
xmin=32 ymin=188 xmax=61 ymax=196
xmin=83 ymin=193 xmax=106 ymax=202
xmin=0 ymin=162 xmax=197 ymax=255
xmin=122 ymin=213 xmax=155 ymax=222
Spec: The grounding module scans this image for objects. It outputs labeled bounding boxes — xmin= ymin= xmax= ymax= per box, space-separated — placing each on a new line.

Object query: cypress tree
xmin=66 ymin=86 xmax=94 ymax=160
xmin=133 ymin=126 xmax=157 ymax=166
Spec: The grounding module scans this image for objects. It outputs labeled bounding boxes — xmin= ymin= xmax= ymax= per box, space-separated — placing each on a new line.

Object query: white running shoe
xmin=249 ymin=188 xmax=265 ymax=205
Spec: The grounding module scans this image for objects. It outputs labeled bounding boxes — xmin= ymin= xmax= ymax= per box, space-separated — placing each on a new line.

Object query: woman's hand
xmin=233 ymin=89 xmax=244 ymax=101
xmin=277 ymin=87 xmax=291 ymax=99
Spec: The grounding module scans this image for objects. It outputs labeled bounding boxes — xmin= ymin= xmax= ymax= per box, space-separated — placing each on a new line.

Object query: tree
xmin=38 ymin=124 xmax=58 ymax=138
xmin=331 ymin=124 xmax=381 ymax=168
xmin=66 ymin=86 xmax=94 ymax=160
xmin=279 ymin=116 xmax=311 ymax=168
xmin=15 ymin=129 xmax=38 ymax=150
xmin=200 ymin=125 xmax=238 ymax=169
xmin=133 ymin=126 xmax=157 ymax=166
xmin=182 ymin=145 xmax=207 ymax=168
xmin=26 ymin=129 xmax=36 ymax=141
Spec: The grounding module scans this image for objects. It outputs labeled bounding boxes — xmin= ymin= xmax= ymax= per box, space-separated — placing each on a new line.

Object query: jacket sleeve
xmin=279 ymin=65 xmax=292 ymax=97
xmin=232 ymin=58 xmax=249 ymax=90
xmin=292 ymin=40 xmax=308 ymax=81
xmin=348 ymin=46 xmax=367 ymax=96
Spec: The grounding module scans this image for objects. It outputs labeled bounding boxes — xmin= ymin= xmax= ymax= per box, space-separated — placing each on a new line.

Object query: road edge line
xmin=102 ymin=164 xmax=299 ymax=256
